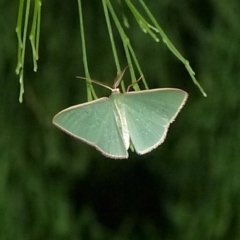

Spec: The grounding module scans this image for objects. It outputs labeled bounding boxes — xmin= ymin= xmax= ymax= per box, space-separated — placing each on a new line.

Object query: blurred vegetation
xmin=0 ymin=0 xmax=240 ymax=239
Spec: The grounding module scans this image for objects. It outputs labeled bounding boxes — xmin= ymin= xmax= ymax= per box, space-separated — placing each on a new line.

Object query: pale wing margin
xmin=53 ymin=98 xmax=128 ymax=159
xmin=123 ymin=89 xmax=188 ymax=154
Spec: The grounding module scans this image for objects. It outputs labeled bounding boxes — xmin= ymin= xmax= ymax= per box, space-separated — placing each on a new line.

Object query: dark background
xmin=1 ymin=0 xmax=240 ymax=239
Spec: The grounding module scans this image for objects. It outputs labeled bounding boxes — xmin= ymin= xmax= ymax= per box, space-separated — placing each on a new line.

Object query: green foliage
xmin=1 ymin=0 xmax=240 ymax=239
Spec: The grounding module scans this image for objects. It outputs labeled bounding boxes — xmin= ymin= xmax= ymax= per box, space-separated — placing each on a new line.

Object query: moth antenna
xmin=126 ymin=76 xmax=143 ymax=92
xmin=76 ymin=76 xmax=113 ymax=91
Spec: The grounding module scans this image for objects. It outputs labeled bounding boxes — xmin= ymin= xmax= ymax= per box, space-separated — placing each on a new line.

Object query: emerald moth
xmin=53 ymin=71 xmax=188 ymax=159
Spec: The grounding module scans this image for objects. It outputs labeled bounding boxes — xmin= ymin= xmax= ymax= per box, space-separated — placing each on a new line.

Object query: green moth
xmin=52 ymin=72 xmax=188 ymax=159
